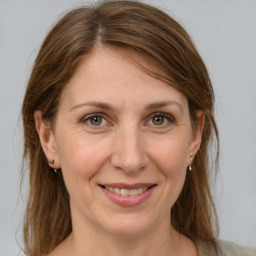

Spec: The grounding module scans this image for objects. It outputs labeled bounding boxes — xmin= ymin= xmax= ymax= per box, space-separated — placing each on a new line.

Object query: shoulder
xmin=218 ymin=240 xmax=256 ymax=256
xmin=196 ymin=239 xmax=256 ymax=256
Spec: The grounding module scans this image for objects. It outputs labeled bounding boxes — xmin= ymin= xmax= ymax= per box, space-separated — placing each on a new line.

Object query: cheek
xmin=149 ymin=136 xmax=190 ymax=177
xmin=146 ymin=136 xmax=190 ymax=211
xmin=55 ymin=134 xmax=113 ymax=212
xmin=55 ymin=133 xmax=111 ymax=184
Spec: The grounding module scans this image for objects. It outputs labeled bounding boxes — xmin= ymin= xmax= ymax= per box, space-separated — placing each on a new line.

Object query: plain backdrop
xmin=0 ymin=0 xmax=256 ymax=255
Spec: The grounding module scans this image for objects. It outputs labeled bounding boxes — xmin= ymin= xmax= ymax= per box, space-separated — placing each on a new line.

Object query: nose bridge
xmin=111 ymin=123 xmax=148 ymax=172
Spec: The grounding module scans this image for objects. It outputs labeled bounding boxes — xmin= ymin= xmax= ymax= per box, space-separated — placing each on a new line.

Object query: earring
xmin=49 ymin=160 xmax=54 ymax=165
xmin=49 ymin=160 xmax=58 ymax=173
xmin=188 ymin=153 xmax=193 ymax=171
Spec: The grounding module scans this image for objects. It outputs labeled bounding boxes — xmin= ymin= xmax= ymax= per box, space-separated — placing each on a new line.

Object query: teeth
xmin=105 ymin=186 xmax=148 ymax=196
xmin=114 ymin=188 xmax=120 ymax=194
xmin=121 ymin=189 xmax=129 ymax=196
xmin=129 ymin=189 xmax=138 ymax=196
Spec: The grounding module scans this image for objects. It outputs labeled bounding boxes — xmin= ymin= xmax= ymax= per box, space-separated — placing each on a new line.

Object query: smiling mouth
xmin=99 ymin=184 xmax=156 ymax=197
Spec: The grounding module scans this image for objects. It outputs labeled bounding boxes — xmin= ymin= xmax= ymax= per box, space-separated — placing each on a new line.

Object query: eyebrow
xmin=145 ymin=101 xmax=183 ymax=112
xmin=70 ymin=101 xmax=115 ymax=112
xmin=69 ymin=100 xmax=183 ymax=112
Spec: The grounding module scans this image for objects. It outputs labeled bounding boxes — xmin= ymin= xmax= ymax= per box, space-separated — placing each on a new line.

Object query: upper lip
xmin=99 ymin=183 xmax=156 ymax=189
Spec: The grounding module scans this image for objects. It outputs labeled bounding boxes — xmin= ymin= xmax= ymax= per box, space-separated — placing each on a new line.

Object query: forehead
xmin=59 ymin=46 xmax=188 ymax=111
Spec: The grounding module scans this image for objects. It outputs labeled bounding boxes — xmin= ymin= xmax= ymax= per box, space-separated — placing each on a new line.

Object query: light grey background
xmin=1 ymin=0 xmax=256 ymax=255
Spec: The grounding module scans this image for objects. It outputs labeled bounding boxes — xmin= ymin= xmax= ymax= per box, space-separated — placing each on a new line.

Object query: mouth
xmin=99 ymin=183 xmax=157 ymax=197
xmin=99 ymin=183 xmax=156 ymax=207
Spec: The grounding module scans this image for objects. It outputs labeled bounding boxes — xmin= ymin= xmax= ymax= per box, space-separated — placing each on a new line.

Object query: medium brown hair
xmin=22 ymin=1 xmax=219 ymax=255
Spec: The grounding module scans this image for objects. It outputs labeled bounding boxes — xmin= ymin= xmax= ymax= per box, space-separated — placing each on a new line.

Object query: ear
xmin=188 ymin=111 xmax=205 ymax=160
xmin=34 ymin=110 xmax=61 ymax=169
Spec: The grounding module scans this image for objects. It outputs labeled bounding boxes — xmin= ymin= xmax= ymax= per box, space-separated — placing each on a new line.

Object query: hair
xmin=22 ymin=1 xmax=219 ymax=255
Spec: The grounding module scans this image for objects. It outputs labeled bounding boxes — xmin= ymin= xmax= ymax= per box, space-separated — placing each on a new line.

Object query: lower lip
xmin=100 ymin=186 xmax=156 ymax=207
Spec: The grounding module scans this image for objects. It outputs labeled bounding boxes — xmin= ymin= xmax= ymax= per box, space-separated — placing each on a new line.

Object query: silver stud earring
xmin=49 ymin=160 xmax=54 ymax=165
xmin=188 ymin=153 xmax=193 ymax=171
xmin=49 ymin=160 xmax=58 ymax=173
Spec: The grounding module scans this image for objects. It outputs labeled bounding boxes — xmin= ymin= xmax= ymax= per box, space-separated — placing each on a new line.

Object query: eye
xmin=147 ymin=113 xmax=174 ymax=126
xmin=152 ymin=115 xmax=165 ymax=125
xmin=89 ymin=115 xmax=103 ymax=126
xmin=82 ymin=114 xmax=108 ymax=127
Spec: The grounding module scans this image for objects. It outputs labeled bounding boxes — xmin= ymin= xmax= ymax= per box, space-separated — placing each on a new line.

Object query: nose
xmin=110 ymin=125 xmax=149 ymax=174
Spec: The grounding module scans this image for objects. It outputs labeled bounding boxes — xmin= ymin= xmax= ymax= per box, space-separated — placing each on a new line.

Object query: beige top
xmin=197 ymin=240 xmax=256 ymax=256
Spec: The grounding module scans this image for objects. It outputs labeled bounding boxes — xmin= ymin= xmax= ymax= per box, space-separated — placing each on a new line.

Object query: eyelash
xmin=80 ymin=112 xmax=175 ymax=129
xmin=146 ymin=112 xmax=175 ymax=127
xmin=81 ymin=112 xmax=109 ymax=129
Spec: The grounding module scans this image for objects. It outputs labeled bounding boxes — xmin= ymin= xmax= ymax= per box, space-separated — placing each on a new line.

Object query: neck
xmin=67 ymin=215 xmax=190 ymax=256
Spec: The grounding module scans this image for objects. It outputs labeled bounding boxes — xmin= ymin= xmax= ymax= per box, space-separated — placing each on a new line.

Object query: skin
xmin=35 ymin=47 xmax=204 ymax=256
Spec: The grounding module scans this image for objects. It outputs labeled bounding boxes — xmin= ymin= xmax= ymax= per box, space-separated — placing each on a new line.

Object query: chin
xmin=100 ymin=212 xmax=158 ymax=237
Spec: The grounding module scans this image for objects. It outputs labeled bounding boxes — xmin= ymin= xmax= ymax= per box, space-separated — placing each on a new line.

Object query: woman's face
xmin=40 ymin=47 xmax=203 ymax=237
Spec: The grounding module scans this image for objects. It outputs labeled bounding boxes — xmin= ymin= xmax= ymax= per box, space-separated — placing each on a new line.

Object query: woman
xmin=21 ymin=1 xmax=256 ymax=256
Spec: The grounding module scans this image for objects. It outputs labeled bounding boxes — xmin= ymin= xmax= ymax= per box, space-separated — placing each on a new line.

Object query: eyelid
xmin=145 ymin=112 xmax=175 ymax=126
xmin=81 ymin=112 xmax=104 ymax=121
xmin=80 ymin=112 xmax=111 ymax=128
